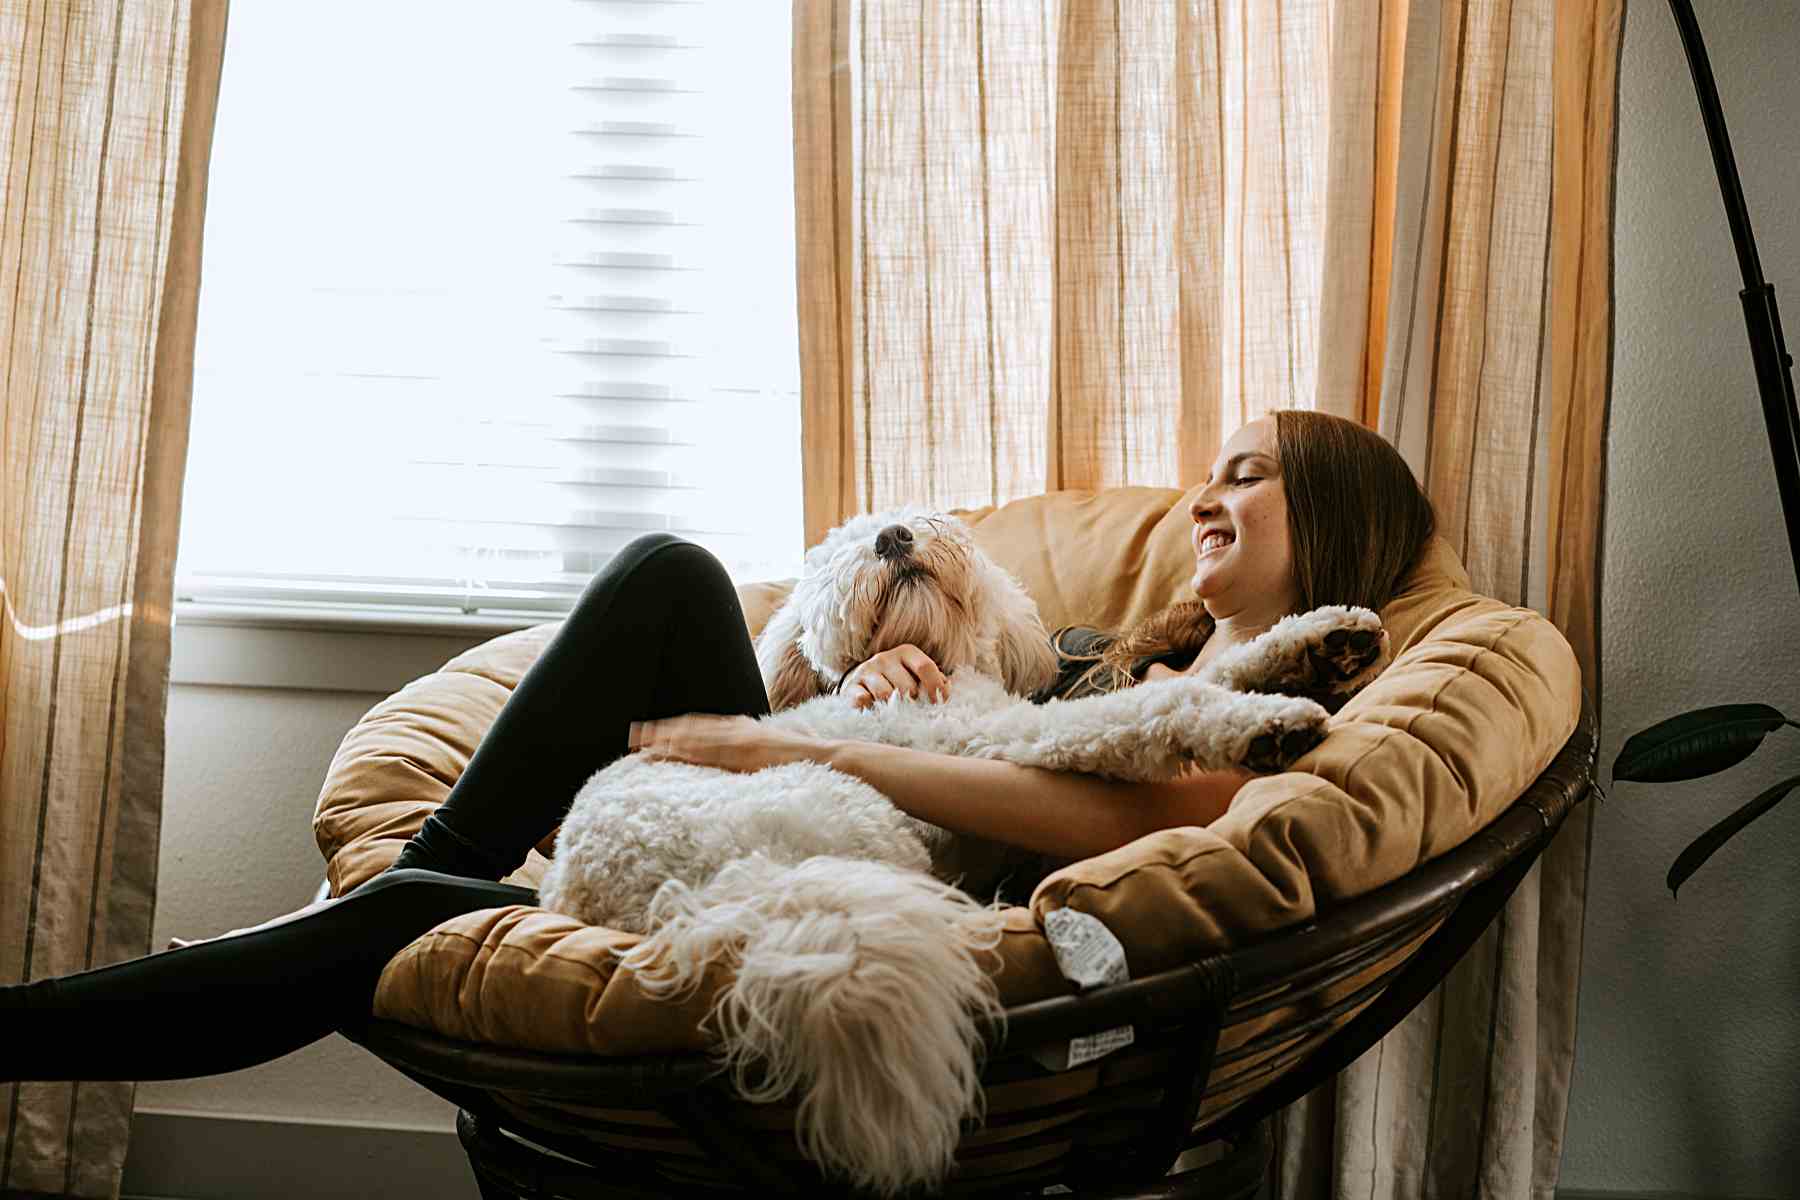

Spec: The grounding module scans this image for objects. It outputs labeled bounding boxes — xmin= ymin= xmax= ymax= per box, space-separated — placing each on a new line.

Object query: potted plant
xmin=1612 ymin=705 xmax=1796 ymax=895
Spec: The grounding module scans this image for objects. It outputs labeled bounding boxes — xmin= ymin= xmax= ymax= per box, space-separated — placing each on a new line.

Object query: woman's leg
xmin=393 ymin=532 xmax=772 ymax=881
xmin=0 ymin=538 xmax=765 ymax=1082
xmin=0 ymin=870 xmax=535 ymax=1082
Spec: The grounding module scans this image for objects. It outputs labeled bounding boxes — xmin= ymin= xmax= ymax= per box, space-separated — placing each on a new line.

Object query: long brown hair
xmin=1059 ymin=410 xmax=1438 ymax=696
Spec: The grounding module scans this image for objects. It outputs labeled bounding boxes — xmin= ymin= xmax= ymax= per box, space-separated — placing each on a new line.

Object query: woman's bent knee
xmin=591 ymin=533 xmax=737 ymax=608
xmin=621 ymin=532 xmax=728 ymax=580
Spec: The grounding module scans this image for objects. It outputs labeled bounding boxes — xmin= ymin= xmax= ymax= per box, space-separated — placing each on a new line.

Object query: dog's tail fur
xmin=618 ymin=854 xmax=1008 ymax=1196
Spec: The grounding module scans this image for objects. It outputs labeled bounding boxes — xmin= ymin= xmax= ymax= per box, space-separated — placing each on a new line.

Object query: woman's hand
xmin=628 ymin=714 xmax=829 ymax=774
xmin=840 ymin=644 xmax=951 ymax=710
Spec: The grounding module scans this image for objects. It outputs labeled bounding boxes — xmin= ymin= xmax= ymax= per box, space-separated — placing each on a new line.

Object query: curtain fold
xmin=1290 ymin=4 xmax=1621 ymax=1196
xmin=796 ymin=0 xmax=1387 ymax=544
xmin=792 ymin=0 xmax=1619 ymax=1193
xmin=0 ymin=1 xmax=227 ymax=1195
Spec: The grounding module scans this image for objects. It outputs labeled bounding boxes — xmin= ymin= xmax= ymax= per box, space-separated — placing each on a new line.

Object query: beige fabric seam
xmin=406 ymin=925 xmax=628 ymax=984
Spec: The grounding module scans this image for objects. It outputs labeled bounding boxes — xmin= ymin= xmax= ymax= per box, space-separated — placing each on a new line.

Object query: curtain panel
xmin=1289 ymin=3 xmax=1621 ymax=1198
xmin=792 ymin=1 xmax=1622 ymax=1195
xmin=794 ymin=0 xmax=1411 ymax=545
xmin=0 ymin=1 xmax=228 ymax=1194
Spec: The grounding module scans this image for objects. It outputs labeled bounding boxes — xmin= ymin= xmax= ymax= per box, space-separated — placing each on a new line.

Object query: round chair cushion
xmin=313 ymin=486 xmax=1581 ymax=1064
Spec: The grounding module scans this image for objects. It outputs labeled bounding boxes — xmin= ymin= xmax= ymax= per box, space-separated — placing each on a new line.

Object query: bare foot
xmin=165 ymin=895 xmax=339 ymax=951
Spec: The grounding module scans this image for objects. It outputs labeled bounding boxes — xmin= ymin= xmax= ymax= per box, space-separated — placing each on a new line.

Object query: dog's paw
xmin=1241 ymin=714 xmax=1329 ymax=773
xmin=1205 ymin=606 xmax=1387 ymax=701
xmin=1305 ymin=619 xmax=1388 ymax=694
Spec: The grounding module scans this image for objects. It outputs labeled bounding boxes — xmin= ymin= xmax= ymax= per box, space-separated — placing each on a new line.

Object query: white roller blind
xmin=175 ymin=0 xmax=803 ymax=621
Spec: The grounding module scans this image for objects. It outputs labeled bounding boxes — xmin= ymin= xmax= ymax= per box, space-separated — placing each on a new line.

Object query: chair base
xmin=453 ymin=1106 xmax=1271 ymax=1200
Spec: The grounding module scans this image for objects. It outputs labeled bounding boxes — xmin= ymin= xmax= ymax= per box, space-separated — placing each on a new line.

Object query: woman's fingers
xmin=898 ymin=646 xmax=951 ymax=701
xmin=626 ymin=714 xmax=804 ymax=774
xmin=632 ymin=713 xmax=745 ymax=751
xmin=840 ymin=644 xmax=951 ymax=710
xmin=845 ymin=665 xmax=896 ymax=709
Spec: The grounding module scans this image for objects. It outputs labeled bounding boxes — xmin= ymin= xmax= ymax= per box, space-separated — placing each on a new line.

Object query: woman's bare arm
xmin=628 ymin=713 xmax=1251 ymax=862
xmin=822 ymin=739 xmax=1250 ymax=861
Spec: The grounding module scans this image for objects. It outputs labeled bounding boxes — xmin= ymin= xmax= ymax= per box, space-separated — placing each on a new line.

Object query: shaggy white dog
xmin=537 ymin=508 xmax=1388 ymax=1196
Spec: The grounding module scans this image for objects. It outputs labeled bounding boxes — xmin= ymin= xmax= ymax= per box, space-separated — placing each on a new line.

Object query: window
xmin=175 ymin=0 xmax=804 ymax=625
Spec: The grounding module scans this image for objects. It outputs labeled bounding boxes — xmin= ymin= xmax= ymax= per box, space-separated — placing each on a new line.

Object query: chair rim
xmin=341 ymin=698 xmax=1598 ymax=1197
xmin=345 ymin=695 xmax=1599 ymax=1109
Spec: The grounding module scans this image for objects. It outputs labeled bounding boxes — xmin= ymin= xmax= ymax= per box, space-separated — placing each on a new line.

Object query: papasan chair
xmin=310 ymin=483 xmax=1595 ymax=1199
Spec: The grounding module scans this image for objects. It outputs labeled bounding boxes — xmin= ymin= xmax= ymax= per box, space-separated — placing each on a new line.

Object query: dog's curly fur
xmin=536 ymin=510 xmax=1389 ymax=1196
xmin=754 ymin=506 xmax=1061 ymax=711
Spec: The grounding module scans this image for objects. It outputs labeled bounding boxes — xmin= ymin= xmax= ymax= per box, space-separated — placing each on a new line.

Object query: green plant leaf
xmin=1612 ymin=704 xmax=1790 ymax=783
xmin=1667 ymin=773 xmax=1800 ymax=897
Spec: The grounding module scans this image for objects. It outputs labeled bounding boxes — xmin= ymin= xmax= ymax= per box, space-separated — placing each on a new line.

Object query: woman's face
xmin=1188 ymin=417 xmax=1302 ymax=622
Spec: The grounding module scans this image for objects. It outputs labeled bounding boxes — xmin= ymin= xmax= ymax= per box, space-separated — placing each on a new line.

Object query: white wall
xmin=1561 ymin=2 xmax=1800 ymax=1196
xmin=138 ymin=682 xmax=461 ymax=1133
xmin=132 ymin=3 xmax=1800 ymax=1197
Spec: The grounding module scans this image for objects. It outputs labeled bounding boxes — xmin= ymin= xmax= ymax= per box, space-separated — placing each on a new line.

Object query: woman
xmin=1 ymin=409 xmax=1435 ymax=1082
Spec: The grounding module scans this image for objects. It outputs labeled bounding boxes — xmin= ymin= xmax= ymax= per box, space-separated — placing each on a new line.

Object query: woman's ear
xmin=766 ymin=639 xmax=828 ymax=711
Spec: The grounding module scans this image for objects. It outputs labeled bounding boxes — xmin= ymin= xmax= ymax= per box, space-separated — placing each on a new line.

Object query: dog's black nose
xmin=874 ymin=523 xmax=915 ymax=560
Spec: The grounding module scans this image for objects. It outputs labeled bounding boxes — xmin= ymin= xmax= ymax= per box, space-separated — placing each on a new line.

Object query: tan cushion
xmin=1027 ymin=535 xmax=1583 ymax=976
xmin=310 ymin=486 xmax=1580 ymax=1059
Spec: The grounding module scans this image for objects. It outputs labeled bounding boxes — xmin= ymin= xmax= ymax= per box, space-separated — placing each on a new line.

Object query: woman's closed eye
xmin=1232 ymin=475 xmax=1261 ymax=487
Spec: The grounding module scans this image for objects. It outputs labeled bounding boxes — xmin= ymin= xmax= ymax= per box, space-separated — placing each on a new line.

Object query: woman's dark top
xmin=1029 ymin=625 xmax=1203 ymax=703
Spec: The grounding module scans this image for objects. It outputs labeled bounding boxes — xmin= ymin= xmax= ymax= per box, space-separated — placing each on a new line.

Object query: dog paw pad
xmin=1243 ymin=723 xmax=1326 ymax=773
xmin=1302 ymin=628 xmax=1385 ymax=691
xmin=1281 ymin=728 xmax=1321 ymax=758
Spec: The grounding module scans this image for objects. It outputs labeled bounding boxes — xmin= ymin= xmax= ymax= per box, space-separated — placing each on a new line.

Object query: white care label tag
xmin=1034 ymin=908 xmax=1134 ymax=1071
xmin=1066 ymin=1024 xmax=1136 ymax=1068
xmin=1043 ymin=907 xmax=1130 ymax=989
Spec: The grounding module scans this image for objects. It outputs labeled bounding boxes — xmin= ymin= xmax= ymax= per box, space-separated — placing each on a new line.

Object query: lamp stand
xmin=1667 ymin=0 xmax=1800 ymax=599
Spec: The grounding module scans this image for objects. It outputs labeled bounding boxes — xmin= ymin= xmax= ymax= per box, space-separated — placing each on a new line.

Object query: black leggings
xmin=1 ymin=534 xmax=771 ymax=1082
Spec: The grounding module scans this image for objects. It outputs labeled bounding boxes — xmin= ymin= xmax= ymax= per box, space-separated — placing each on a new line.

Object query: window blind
xmin=175 ymin=0 xmax=804 ymax=622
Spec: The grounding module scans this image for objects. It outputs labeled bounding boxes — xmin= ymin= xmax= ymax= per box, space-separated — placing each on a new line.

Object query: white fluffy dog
xmin=537 ymin=508 xmax=1388 ymax=1196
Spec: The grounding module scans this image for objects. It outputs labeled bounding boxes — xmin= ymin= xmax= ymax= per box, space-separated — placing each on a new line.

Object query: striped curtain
xmin=0 ymin=2 xmax=228 ymax=1195
xmin=1280 ymin=4 xmax=1622 ymax=1197
xmin=792 ymin=0 xmax=1390 ymax=542
xmin=791 ymin=0 xmax=1622 ymax=1194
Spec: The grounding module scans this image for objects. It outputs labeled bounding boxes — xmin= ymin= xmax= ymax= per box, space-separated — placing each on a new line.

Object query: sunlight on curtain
xmin=0 ymin=2 xmax=227 ymax=1194
xmin=793 ymin=1 xmax=1623 ymax=1195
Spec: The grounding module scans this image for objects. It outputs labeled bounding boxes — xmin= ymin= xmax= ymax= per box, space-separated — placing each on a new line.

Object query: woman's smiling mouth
xmin=1198 ymin=530 xmax=1235 ymax=557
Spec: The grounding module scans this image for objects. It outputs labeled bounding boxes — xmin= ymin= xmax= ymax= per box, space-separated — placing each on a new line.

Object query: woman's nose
xmin=1190 ymin=492 xmax=1218 ymax=523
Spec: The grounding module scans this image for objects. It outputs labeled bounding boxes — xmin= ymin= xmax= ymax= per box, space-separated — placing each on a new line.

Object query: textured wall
xmin=141 ymin=686 xmax=458 ymax=1132
xmin=1561 ymin=2 xmax=1800 ymax=1195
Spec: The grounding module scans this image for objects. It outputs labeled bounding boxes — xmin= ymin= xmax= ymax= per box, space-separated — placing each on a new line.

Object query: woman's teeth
xmin=1200 ymin=532 xmax=1234 ymax=556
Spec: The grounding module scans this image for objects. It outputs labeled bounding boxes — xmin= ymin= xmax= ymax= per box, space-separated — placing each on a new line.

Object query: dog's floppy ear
xmin=767 ymin=639 xmax=829 ymax=711
xmin=754 ymin=594 xmax=821 ymax=710
xmin=989 ymin=581 xmax=1060 ymax=696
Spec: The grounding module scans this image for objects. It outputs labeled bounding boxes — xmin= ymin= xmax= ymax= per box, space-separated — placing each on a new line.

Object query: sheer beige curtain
xmin=793 ymin=0 xmax=1620 ymax=1195
xmin=1 ymin=1 xmax=227 ymax=1195
xmin=793 ymin=0 xmax=1401 ymax=540
xmin=1275 ymin=4 xmax=1621 ymax=1198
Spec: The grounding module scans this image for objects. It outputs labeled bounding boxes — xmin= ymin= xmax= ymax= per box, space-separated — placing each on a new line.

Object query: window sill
xmin=170 ymin=600 xmax=551 ymax=693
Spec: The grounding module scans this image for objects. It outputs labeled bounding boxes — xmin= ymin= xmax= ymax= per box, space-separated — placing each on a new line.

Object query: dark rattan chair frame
xmin=331 ymin=697 xmax=1597 ymax=1199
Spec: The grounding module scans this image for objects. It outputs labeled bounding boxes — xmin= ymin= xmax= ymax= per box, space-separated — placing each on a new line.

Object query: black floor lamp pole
xmin=1667 ymin=0 xmax=1800 ymax=600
